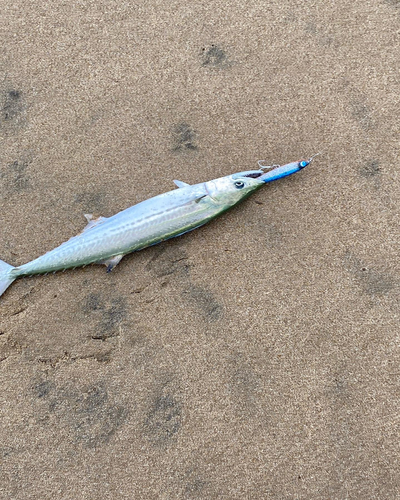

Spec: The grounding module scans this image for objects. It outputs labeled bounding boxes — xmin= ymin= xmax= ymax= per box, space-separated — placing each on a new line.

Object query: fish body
xmin=0 ymin=157 xmax=315 ymax=298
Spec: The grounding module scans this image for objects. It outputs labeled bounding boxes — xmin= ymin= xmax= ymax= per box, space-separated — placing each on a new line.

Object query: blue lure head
xmin=257 ymin=153 xmax=319 ymax=184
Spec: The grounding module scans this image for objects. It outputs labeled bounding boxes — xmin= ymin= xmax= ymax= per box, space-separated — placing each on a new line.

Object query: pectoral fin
xmin=83 ymin=214 xmax=108 ymax=231
xmin=173 ymin=180 xmax=190 ymax=188
xmin=179 ymin=194 xmax=208 ymax=205
xmin=97 ymin=254 xmax=124 ymax=273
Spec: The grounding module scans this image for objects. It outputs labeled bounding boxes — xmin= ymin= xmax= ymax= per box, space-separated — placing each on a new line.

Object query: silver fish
xmin=0 ymin=156 xmax=316 ymax=298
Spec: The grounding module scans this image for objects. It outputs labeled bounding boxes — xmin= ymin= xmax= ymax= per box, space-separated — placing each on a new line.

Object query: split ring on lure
xmin=0 ymin=155 xmax=318 ymax=298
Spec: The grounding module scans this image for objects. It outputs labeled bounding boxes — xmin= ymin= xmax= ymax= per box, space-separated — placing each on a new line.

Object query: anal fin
xmin=97 ymin=254 xmax=124 ymax=273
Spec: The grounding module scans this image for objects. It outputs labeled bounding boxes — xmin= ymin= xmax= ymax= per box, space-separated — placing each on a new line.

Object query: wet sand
xmin=1 ymin=1 xmax=399 ymax=498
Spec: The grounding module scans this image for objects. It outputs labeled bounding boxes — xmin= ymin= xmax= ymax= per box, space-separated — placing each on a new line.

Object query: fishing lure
xmin=0 ymin=156 xmax=317 ymax=298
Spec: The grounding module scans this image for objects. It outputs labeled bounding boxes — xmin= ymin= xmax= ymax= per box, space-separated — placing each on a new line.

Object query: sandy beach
xmin=1 ymin=1 xmax=399 ymax=498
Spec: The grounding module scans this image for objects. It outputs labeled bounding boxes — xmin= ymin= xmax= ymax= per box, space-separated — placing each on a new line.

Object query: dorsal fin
xmin=83 ymin=214 xmax=107 ymax=232
xmin=173 ymin=180 xmax=190 ymax=188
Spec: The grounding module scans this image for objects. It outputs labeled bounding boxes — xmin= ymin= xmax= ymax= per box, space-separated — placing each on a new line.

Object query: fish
xmin=0 ymin=156 xmax=317 ymax=298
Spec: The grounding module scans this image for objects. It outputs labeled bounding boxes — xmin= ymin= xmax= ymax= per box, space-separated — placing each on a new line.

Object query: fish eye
xmin=234 ymin=180 xmax=245 ymax=189
xmin=299 ymin=160 xmax=309 ymax=168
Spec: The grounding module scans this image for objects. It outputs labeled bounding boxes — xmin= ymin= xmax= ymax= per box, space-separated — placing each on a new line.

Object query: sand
xmin=1 ymin=1 xmax=399 ymax=498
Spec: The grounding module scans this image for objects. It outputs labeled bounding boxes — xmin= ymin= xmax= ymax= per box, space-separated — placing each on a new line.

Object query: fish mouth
xmin=231 ymin=170 xmax=266 ymax=180
xmin=242 ymin=171 xmax=264 ymax=179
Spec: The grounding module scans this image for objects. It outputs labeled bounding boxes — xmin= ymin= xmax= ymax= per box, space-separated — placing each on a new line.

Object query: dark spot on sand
xmin=99 ymin=298 xmax=127 ymax=336
xmin=1 ymin=89 xmax=25 ymax=130
xmin=83 ymin=293 xmax=105 ymax=312
xmin=303 ymin=23 xmax=338 ymax=47
xmin=228 ymin=353 xmax=260 ymax=414
xmin=73 ymin=386 xmax=127 ymax=447
xmin=0 ymin=158 xmax=31 ymax=195
xmin=385 ymin=0 xmax=400 ymax=7
xmin=32 ymin=380 xmax=53 ymax=399
xmin=172 ymin=123 xmax=198 ymax=152
xmin=201 ymin=44 xmax=229 ymax=68
xmin=0 ymin=446 xmax=16 ymax=459
xmin=333 ymin=373 xmax=347 ymax=397
xmin=7 ymin=90 xmax=21 ymax=101
xmin=184 ymin=478 xmax=207 ymax=497
xmin=93 ymin=350 xmax=114 ymax=363
xmin=183 ymin=284 xmax=223 ymax=321
xmin=325 ymin=366 xmax=352 ymax=421
xmin=144 ymin=382 xmax=182 ymax=446
xmin=82 ymin=292 xmax=127 ymax=340
xmin=361 ymin=271 xmax=395 ymax=295
xmin=304 ymin=22 xmax=318 ymax=35
xmin=344 ymin=251 xmax=395 ymax=296
xmin=77 ymin=383 xmax=108 ymax=411
xmin=146 ymin=245 xmax=190 ymax=278
xmin=146 ymin=245 xmax=221 ymax=320
xmin=360 ymin=160 xmax=380 ymax=178
xmin=324 ymin=362 xmax=354 ymax=477
xmin=178 ymin=467 xmax=211 ymax=498
xmin=124 ymin=325 xmax=160 ymax=368
xmin=90 ymin=297 xmax=127 ymax=340
xmin=349 ymin=99 xmax=374 ymax=129
xmin=74 ymin=191 xmax=107 ymax=213
xmin=34 ymin=380 xmax=127 ymax=448
xmin=265 ymin=224 xmax=282 ymax=247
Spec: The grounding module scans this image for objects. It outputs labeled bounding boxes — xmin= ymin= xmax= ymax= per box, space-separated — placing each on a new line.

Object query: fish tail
xmin=0 ymin=259 xmax=17 ymax=298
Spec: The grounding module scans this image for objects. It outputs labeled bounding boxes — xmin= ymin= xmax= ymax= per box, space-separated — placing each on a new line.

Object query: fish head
xmin=203 ymin=156 xmax=316 ymax=207
xmin=204 ymin=170 xmax=266 ymax=206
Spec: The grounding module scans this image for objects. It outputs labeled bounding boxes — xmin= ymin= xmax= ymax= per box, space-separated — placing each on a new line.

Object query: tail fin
xmin=0 ymin=259 xmax=16 ymax=297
